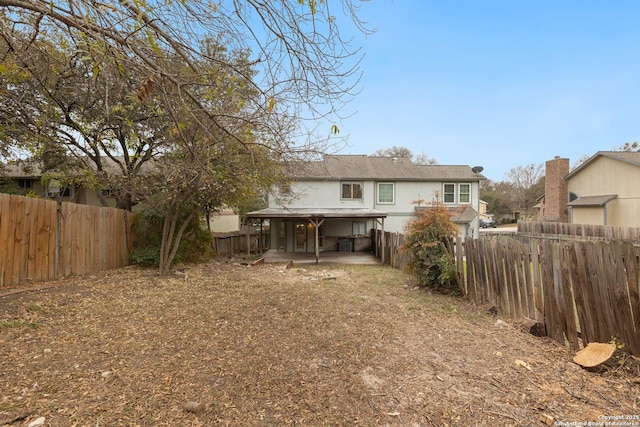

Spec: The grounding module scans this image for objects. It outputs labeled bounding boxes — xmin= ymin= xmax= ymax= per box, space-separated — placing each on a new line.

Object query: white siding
xmin=270 ymin=179 xmax=481 ymax=235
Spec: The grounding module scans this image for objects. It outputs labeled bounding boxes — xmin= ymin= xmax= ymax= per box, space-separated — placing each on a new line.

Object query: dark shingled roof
xmin=416 ymin=205 xmax=478 ymax=223
xmin=290 ymin=155 xmax=485 ymax=181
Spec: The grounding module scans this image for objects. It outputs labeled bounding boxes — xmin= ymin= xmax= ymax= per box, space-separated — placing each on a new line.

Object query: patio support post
xmin=375 ymin=217 xmax=386 ymax=264
xmin=310 ymin=218 xmax=325 ymax=265
xmin=381 ymin=217 xmax=385 ymax=264
xmin=246 ymin=223 xmax=251 ymax=256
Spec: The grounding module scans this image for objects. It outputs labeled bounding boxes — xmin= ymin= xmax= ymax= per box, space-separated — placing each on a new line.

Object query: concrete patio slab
xmin=260 ymin=249 xmax=380 ymax=265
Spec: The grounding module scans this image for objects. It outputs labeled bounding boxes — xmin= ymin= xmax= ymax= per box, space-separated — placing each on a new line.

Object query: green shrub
xmin=130 ymin=204 xmax=213 ymax=268
xmin=400 ymin=205 xmax=460 ymax=292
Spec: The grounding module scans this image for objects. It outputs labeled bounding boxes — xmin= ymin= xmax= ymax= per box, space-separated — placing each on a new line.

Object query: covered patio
xmin=246 ymin=207 xmax=388 ymax=264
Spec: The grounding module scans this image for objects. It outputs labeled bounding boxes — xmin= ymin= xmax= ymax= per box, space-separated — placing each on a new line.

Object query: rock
xmin=514 ymin=359 xmax=532 ymax=370
xmin=182 ymin=401 xmax=206 ymax=413
xmin=516 ymin=318 xmax=546 ymax=337
xmin=28 ymin=417 xmax=46 ymax=427
xmin=539 ymin=413 xmax=554 ymax=425
xmin=494 ymin=319 xmax=508 ymax=329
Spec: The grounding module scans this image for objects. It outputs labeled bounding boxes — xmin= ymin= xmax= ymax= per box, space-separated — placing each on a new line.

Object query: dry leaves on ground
xmin=0 ymin=260 xmax=638 ymax=426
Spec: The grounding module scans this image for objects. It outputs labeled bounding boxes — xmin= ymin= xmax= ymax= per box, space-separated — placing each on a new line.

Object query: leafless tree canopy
xmin=0 ymin=0 xmax=368 ymax=137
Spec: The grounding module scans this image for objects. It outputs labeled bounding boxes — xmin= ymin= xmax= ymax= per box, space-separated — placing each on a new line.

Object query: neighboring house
xmin=2 ymin=159 xmax=105 ymax=206
xmin=539 ymin=152 xmax=640 ymax=227
xmin=247 ymin=155 xmax=485 ymax=254
xmin=478 ymin=199 xmax=495 ymax=222
xmin=564 ymin=151 xmax=640 ymax=227
xmin=208 ymin=207 xmax=241 ymax=233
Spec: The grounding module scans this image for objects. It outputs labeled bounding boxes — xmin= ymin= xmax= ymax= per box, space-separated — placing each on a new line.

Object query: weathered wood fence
xmin=518 ymin=220 xmax=640 ymax=242
xmin=212 ymin=231 xmax=270 ymax=257
xmin=0 ymin=194 xmax=133 ymax=288
xmin=462 ymin=234 xmax=640 ymax=356
xmin=373 ymin=221 xmax=640 ymax=356
xmin=372 ymin=229 xmax=407 ymax=269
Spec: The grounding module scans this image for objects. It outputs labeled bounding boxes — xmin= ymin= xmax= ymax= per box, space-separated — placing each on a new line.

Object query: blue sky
xmin=333 ymin=1 xmax=640 ymax=181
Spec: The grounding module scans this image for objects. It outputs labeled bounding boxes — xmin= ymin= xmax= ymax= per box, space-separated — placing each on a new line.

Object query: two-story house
xmin=565 ymin=151 xmax=640 ymax=227
xmin=247 ymin=155 xmax=485 ymax=256
xmin=538 ymin=152 xmax=640 ymax=227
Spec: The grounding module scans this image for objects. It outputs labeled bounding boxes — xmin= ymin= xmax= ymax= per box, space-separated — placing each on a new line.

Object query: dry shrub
xmin=400 ymin=205 xmax=460 ymax=292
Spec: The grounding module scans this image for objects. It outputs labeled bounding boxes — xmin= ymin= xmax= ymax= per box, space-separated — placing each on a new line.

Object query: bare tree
xmin=372 ymin=146 xmax=438 ymax=165
xmin=504 ymin=163 xmax=544 ymax=217
xmin=0 ymin=0 xmax=371 ymax=273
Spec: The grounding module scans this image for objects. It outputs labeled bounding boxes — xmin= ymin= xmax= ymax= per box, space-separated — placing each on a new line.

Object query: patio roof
xmin=246 ymin=207 xmax=387 ymax=219
xmin=567 ymin=194 xmax=617 ymax=207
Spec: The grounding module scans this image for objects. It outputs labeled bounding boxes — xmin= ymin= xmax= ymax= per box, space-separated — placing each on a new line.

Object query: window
xmin=377 ymin=182 xmax=394 ymax=204
xmin=341 ymin=182 xmax=363 ymax=200
xmin=18 ymin=179 xmax=32 ymax=189
xmin=101 ymin=188 xmax=116 ymax=197
xmin=443 ymin=183 xmax=471 ymax=204
xmin=443 ymin=184 xmax=455 ymax=203
xmin=46 ymin=180 xmax=71 ymax=198
xmin=459 ymin=184 xmax=470 ymax=203
xmin=352 ymin=221 xmax=366 ymax=236
xmin=279 ymin=183 xmax=292 ymax=196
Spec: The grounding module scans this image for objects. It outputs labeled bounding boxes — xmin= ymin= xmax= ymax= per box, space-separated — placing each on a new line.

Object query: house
xmin=1 ymin=158 xmax=103 ymax=205
xmin=207 ymin=207 xmax=241 ymax=233
xmin=564 ymin=151 xmax=640 ymax=227
xmin=478 ymin=199 xmax=495 ymax=222
xmin=246 ymin=155 xmax=485 ymax=256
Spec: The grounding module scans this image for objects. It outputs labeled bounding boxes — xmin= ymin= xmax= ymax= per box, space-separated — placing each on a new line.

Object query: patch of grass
xmin=24 ymin=302 xmax=45 ymax=313
xmin=0 ymin=319 xmax=40 ymax=329
xmin=0 ymin=402 xmax=15 ymax=411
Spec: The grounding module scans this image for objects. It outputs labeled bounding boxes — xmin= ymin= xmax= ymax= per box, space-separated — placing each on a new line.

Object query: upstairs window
xmin=459 ymin=184 xmax=470 ymax=203
xmin=341 ymin=182 xmax=363 ymax=200
xmin=377 ymin=182 xmax=394 ymax=204
xmin=443 ymin=183 xmax=456 ymax=203
xmin=443 ymin=183 xmax=471 ymax=204
xmin=279 ymin=183 xmax=292 ymax=196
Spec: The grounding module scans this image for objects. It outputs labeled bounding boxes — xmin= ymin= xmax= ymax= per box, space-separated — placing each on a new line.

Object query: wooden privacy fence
xmin=0 ymin=193 xmax=133 ymax=288
xmin=372 ymin=229 xmax=406 ymax=269
xmin=212 ymin=231 xmax=269 ymax=257
xmin=462 ymin=236 xmax=640 ymax=356
xmin=518 ymin=220 xmax=640 ymax=243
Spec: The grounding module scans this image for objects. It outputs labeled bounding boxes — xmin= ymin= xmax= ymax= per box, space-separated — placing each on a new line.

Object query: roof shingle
xmin=291 ymin=155 xmax=485 ymax=181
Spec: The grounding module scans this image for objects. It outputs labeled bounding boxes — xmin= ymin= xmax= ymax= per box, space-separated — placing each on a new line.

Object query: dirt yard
xmin=0 ymin=260 xmax=638 ymax=426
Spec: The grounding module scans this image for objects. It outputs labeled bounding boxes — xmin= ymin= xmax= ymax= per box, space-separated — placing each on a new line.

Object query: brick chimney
xmin=543 ymin=156 xmax=569 ymax=222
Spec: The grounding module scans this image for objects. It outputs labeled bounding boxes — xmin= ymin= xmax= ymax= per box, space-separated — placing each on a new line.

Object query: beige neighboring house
xmin=564 ymin=151 xmax=640 ymax=227
xmin=478 ymin=199 xmax=494 ymax=221
xmin=208 ymin=208 xmax=241 ymax=233
xmin=247 ymin=155 xmax=486 ymax=254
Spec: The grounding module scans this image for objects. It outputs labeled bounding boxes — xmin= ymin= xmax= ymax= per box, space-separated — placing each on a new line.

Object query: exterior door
xmin=294 ymin=221 xmax=307 ymax=252
xmin=277 ymin=220 xmax=286 ymax=250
